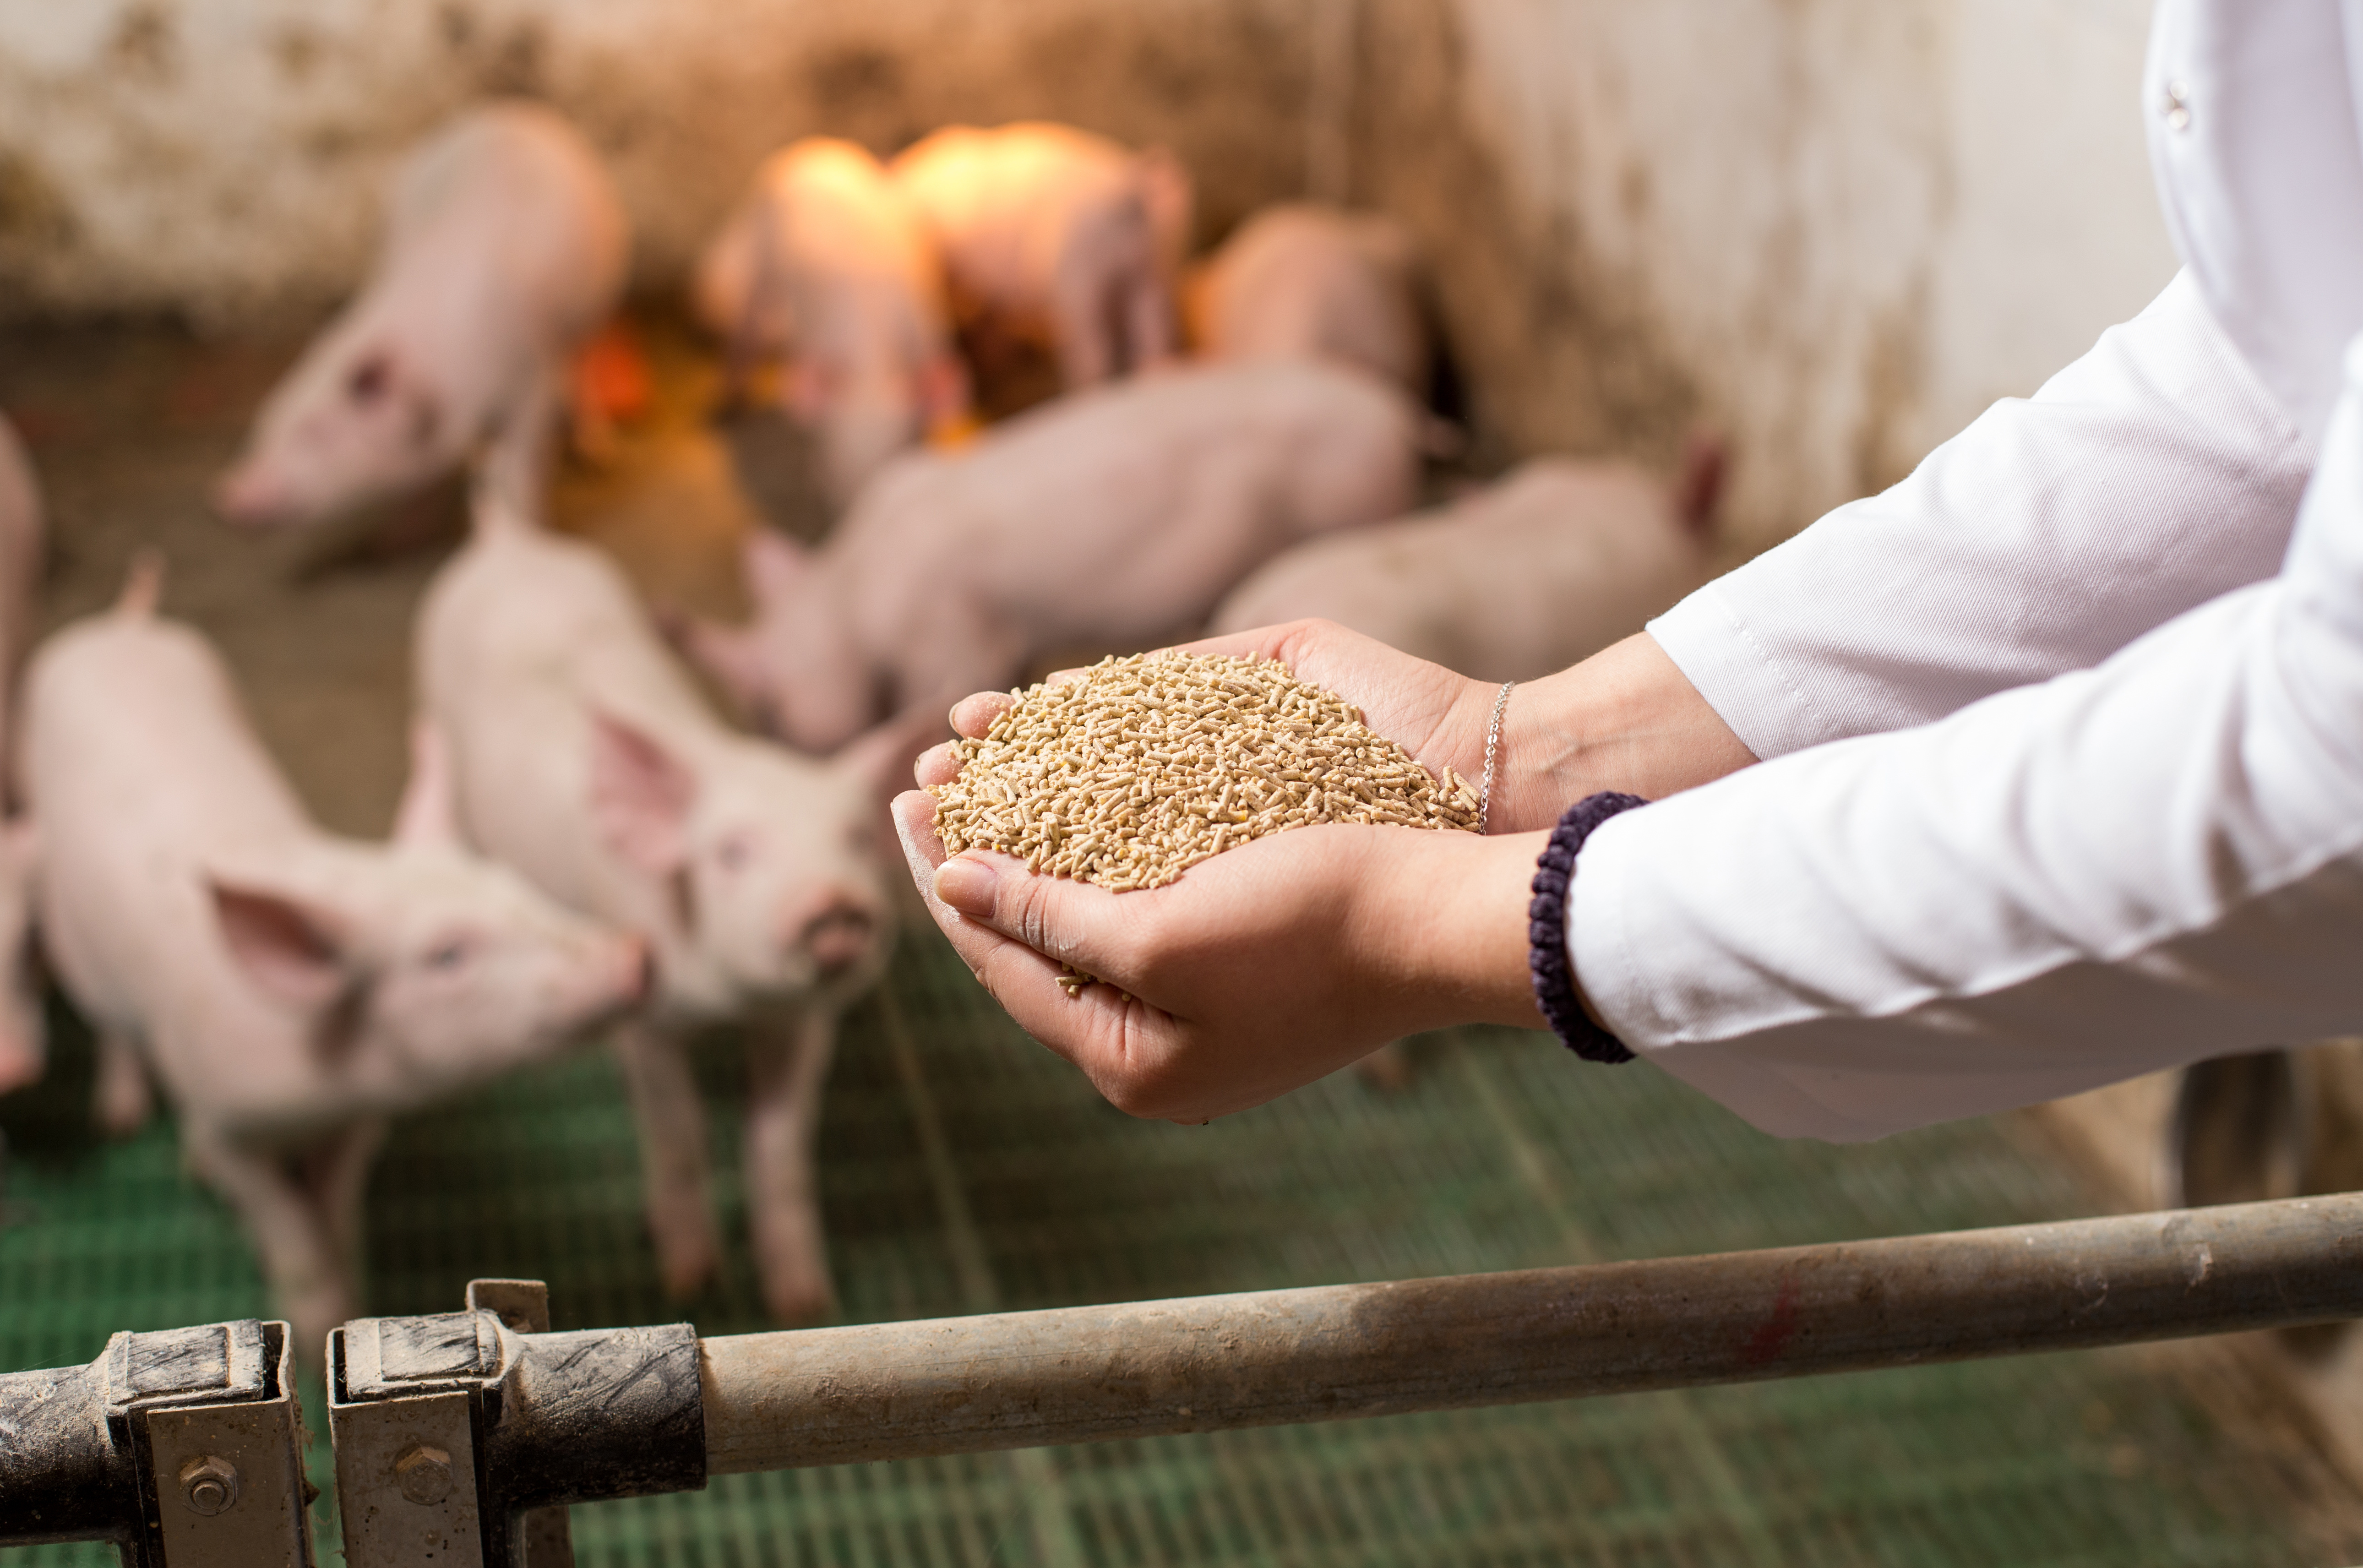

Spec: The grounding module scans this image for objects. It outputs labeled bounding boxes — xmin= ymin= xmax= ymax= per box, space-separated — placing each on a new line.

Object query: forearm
xmin=1570 ymin=351 xmax=2363 ymax=1141
xmin=1478 ymin=633 xmax=1757 ymax=833
xmin=1649 ymin=271 xmax=2309 ymax=762
xmin=1367 ymin=825 xmax=1553 ymax=1029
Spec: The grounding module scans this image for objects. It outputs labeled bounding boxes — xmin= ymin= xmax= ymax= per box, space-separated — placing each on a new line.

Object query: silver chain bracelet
xmin=1478 ymin=680 xmax=1514 ymax=835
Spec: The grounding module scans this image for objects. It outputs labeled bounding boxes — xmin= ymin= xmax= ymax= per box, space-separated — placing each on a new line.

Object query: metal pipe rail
xmin=7 ymin=1193 xmax=2362 ymax=1567
xmin=697 ymin=1192 xmax=2363 ymax=1472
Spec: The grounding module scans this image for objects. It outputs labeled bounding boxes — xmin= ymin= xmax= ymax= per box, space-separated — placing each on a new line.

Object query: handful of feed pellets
xmin=928 ymin=650 xmax=1481 ymax=897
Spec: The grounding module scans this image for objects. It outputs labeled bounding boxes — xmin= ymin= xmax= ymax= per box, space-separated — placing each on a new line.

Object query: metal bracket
xmin=328 ymin=1279 xmax=705 ymax=1568
xmin=0 ymin=1318 xmax=315 ymax=1568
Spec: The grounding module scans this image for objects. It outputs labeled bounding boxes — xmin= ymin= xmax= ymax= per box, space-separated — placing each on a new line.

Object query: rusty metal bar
xmin=698 ymin=1193 xmax=2363 ymax=1474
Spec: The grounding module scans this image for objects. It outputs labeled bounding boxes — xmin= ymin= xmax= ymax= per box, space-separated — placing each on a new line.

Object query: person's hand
xmin=893 ymin=789 xmax=1547 ymax=1122
xmin=890 ymin=621 xmax=1548 ymax=1122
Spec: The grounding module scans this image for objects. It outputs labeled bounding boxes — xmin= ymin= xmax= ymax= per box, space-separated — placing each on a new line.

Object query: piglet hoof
xmin=93 ymin=1045 xmax=153 ymax=1136
xmin=650 ymin=1217 xmax=723 ymax=1301
xmin=1355 ymin=1039 xmax=1415 ymax=1093
xmin=757 ymin=1258 xmax=837 ymax=1327
xmin=752 ymin=1213 xmax=836 ymax=1325
xmin=0 ymin=1042 xmax=40 ymax=1098
xmin=283 ymin=1283 xmax=358 ymax=1372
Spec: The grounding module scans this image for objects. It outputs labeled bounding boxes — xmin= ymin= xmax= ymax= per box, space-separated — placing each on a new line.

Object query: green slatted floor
xmin=5 ymin=929 xmax=2361 ymax=1565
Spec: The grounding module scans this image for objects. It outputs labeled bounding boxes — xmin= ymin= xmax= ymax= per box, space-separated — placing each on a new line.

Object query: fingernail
xmin=934 ymin=855 xmax=999 ymax=916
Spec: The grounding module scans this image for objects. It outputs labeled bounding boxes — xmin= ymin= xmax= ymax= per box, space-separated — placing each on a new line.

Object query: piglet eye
xmin=424 ymin=936 xmax=474 ymax=971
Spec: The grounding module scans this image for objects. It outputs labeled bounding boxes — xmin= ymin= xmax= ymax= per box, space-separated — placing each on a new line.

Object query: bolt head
xmin=179 ymin=1455 xmax=239 ymax=1517
xmin=395 ymin=1444 xmax=455 ymax=1507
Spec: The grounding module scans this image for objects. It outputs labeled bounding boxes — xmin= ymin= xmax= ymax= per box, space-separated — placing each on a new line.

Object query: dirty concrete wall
xmin=1422 ymin=0 xmax=2179 ymax=550
xmin=0 ymin=0 xmax=2179 ymax=549
xmin=0 ymin=0 xmax=1313 ymax=320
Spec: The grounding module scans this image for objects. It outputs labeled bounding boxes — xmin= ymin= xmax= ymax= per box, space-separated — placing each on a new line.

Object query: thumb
xmin=934 ymin=852 xmax=1122 ymax=973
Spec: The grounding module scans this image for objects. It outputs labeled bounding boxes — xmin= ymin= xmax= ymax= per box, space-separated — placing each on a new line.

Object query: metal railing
xmin=7 ymin=1192 xmax=2361 ymax=1568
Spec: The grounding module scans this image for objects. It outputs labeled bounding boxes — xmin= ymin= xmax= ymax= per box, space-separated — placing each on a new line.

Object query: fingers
xmin=890 ymin=789 xmax=950 ymax=885
xmin=914 ymin=740 xmax=963 ymax=788
xmin=893 ymin=790 xmax=1068 ymax=999
xmin=930 ymin=850 xmax=1129 ymax=976
xmin=888 ymin=797 xmax=1179 ymax=1100
xmin=949 ymin=691 xmax=1013 ymax=739
xmin=931 ymin=913 xmax=1197 ymax=1121
xmin=982 ymin=944 xmax=1214 ymax=1129
xmin=1166 ymin=617 xmax=1337 ymax=665
xmin=892 ymin=795 xmax=1123 ymax=998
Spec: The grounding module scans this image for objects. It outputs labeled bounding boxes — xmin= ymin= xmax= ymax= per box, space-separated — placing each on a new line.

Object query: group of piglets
xmin=2 ymin=103 xmax=890 ymax=1355
xmin=669 ymin=129 xmax=1718 ymax=758
xmin=0 ymin=94 xmax=1720 ymax=1352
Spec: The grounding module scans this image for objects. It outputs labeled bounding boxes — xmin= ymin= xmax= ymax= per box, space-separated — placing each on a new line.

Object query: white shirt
xmin=1573 ymin=0 xmax=2363 ymax=1140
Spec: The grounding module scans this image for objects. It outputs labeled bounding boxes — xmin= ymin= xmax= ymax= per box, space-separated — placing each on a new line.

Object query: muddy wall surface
xmin=0 ymin=0 xmax=1316 ymax=315
xmin=1438 ymin=0 xmax=2178 ymax=550
xmin=0 ymin=0 xmax=2179 ymax=549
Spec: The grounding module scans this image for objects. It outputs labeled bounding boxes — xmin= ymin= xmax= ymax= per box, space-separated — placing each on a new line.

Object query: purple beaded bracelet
xmin=1529 ymin=792 xmax=1648 ymax=1063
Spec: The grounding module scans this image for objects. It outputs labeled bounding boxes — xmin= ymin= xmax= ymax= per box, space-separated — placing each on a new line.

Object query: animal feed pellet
xmin=928 ymin=651 xmax=1480 ymax=900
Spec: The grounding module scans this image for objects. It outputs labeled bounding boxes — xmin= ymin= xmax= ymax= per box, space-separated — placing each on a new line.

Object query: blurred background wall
xmin=0 ymin=0 xmax=2177 ymax=551
xmin=1442 ymin=0 xmax=2178 ymax=551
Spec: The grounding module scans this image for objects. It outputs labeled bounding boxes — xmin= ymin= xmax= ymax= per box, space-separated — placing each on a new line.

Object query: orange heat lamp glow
xmin=928 ymin=410 xmax=984 ymax=450
xmin=571 ymin=319 xmax=654 ymax=428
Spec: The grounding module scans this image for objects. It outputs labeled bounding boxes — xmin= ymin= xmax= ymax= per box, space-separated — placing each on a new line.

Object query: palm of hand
xmin=898 ymin=620 xmax=1496 ymax=1121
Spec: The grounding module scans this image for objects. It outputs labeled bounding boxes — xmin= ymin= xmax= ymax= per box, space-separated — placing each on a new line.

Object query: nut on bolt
xmin=395 ymin=1443 xmax=454 ymax=1506
xmin=179 ymin=1454 xmax=240 ymax=1516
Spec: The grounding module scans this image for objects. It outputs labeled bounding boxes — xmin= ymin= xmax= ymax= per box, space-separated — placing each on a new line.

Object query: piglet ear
xmin=210 ymin=881 xmax=352 ymax=1010
xmin=588 ymin=710 xmax=699 ymax=875
xmin=392 ymin=718 xmax=463 ymax=850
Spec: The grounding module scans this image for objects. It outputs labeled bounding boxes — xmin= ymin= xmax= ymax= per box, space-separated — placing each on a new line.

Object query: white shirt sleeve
xmin=1648 ymin=270 xmax=2314 ymax=760
xmin=1572 ymin=334 xmax=2363 ymax=1144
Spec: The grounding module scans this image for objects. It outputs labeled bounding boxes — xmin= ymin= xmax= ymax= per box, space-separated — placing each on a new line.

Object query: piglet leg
xmin=308 ymin=1115 xmax=389 ymax=1305
xmin=613 ymin=1015 xmax=723 ymax=1298
xmin=93 ymin=1030 xmax=153 ymax=1136
xmin=742 ymin=1006 xmax=840 ymax=1324
xmin=1121 ymin=270 xmax=1177 ymax=375
xmin=473 ymin=364 xmax=563 ymax=526
xmin=1051 ymin=282 xmax=1118 ymax=389
xmin=184 ymin=1124 xmax=354 ymax=1364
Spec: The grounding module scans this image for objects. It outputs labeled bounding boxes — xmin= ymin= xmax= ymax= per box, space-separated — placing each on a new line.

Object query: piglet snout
xmin=578 ymin=931 xmax=655 ymax=1018
xmin=795 ymin=895 xmax=879 ymax=980
xmin=212 ymin=464 xmax=289 ymax=530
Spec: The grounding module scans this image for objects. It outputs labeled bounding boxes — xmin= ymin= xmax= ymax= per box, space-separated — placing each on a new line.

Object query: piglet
xmin=1188 ymin=202 xmax=1430 ymax=395
xmin=1212 ymin=450 xmax=1722 ymax=681
xmin=214 ymin=101 xmax=629 ymax=529
xmin=0 ymin=415 xmax=44 ymax=1095
xmin=696 ymin=138 xmax=969 ymax=506
xmin=680 ymin=357 xmax=1426 ymax=758
xmin=890 ymin=121 xmax=1192 ymax=389
xmin=416 ymin=502 xmax=893 ymax=1321
xmin=20 ymin=560 xmax=649 ymax=1355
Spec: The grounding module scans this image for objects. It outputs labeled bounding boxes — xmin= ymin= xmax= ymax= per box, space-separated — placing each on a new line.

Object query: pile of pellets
xmin=928 ymin=651 xmax=1481 ymax=899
